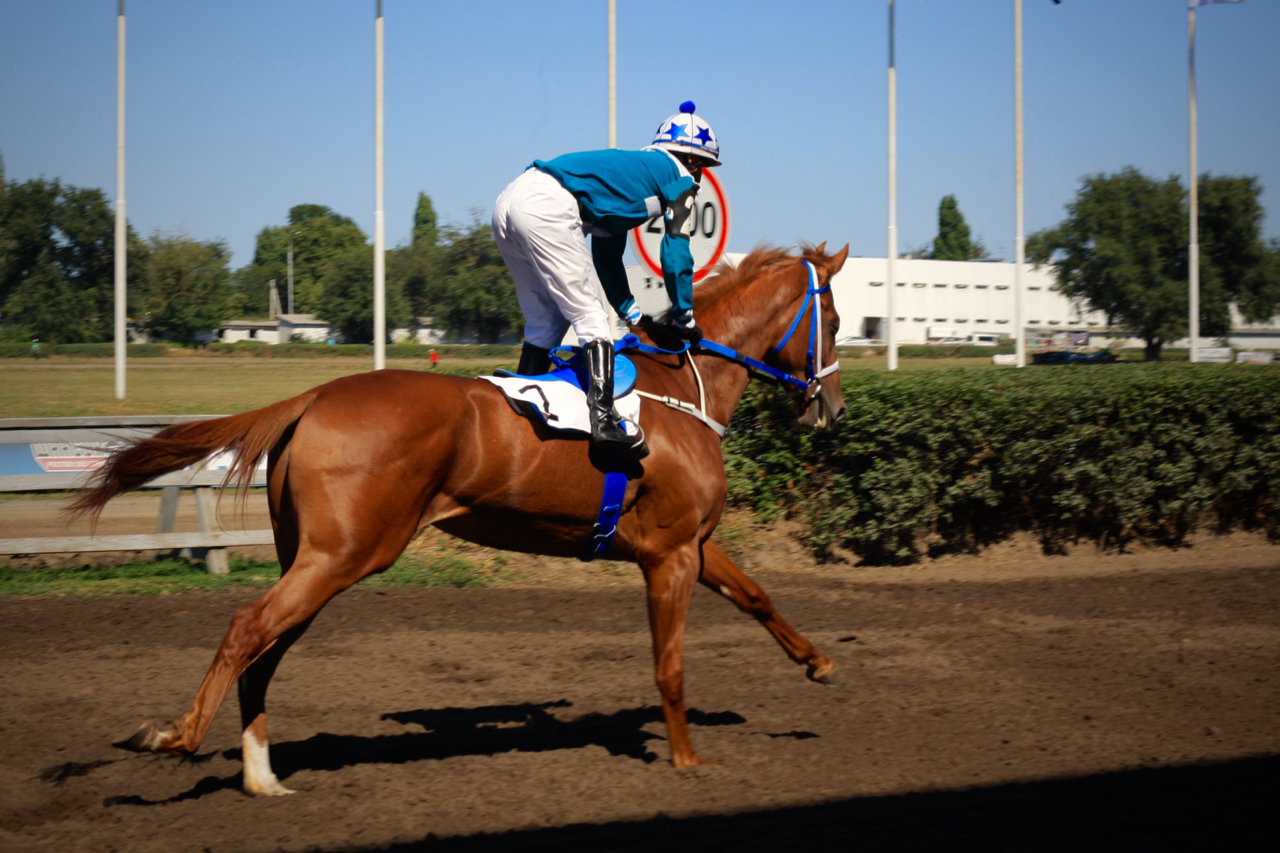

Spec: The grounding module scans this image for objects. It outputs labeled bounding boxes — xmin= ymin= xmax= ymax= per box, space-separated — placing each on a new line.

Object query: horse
xmin=70 ymin=243 xmax=850 ymax=796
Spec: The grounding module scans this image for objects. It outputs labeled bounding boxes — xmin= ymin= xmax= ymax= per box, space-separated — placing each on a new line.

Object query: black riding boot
xmin=516 ymin=342 xmax=552 ymax=376
xmin=585 ymin=339 xmax=649 ymax=461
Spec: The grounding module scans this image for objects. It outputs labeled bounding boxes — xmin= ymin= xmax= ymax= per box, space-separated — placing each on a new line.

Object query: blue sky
xmin=2 ymin=0 xmax=1277 ymax=268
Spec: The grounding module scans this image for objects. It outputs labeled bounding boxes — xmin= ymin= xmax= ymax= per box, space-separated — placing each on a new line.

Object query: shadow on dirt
xmin=103 ymin=701 xmax=748 ymax=807
xmin=343 ymin=754 xmax=1279 ymax=853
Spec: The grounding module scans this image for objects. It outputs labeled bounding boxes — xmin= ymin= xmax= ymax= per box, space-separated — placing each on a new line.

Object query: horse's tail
xmin=66 ymin=391 xmax=319 ymax=524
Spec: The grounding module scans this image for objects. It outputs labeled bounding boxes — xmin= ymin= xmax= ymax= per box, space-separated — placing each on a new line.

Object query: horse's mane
xmin=693 ymin=244 xmax=832 ymax=312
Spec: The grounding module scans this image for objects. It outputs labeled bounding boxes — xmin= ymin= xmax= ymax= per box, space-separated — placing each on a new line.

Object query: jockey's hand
xmin=668 ymin=318 xmax=703 ymax=347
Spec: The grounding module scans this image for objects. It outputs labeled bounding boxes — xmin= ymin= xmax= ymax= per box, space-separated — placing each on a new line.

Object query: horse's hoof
xmin=244 ymin=777 xmax=296 ymax=797
xmin=113 ymin=721 xmax=173 ymax=753
xmin=807 ymin=662 xmax=844 ymax=686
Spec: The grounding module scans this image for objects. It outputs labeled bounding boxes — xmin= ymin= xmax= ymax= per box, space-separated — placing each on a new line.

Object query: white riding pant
xmin=492 ymin=168 xmax=613 ymax=350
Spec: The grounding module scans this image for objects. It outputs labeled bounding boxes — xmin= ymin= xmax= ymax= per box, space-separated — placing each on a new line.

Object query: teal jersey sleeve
xmin=590 ymin=231 xmax=633 ymax=318
xmin=657 ymin=176 xmax=699 ymax=315
xmin=660 ymin=235 xmax=695 ymax=315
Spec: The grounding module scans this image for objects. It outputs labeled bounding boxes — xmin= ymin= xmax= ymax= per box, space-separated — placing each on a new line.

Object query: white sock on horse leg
xmin=241 ymin=728 xmax=295 ymax=796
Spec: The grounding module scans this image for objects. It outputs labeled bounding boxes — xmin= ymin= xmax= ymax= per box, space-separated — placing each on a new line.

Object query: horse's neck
xmin=694 ymin=264 xmax=807 ymax=429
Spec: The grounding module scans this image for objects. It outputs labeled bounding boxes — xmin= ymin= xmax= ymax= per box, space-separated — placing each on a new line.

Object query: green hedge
xmin=833 ymin=345 xmax=1015 ymax=359
xmin=0 ymin=342 xmax=169 ymax=358
xmin=723 ymin=363 xmax=1280 ymax=563
xmin=897 ymin=344 xmax=1015 ymax=359
xmin=204 ymin=341 xmax=373 ymax=358
xmin=201 ymin=342 xmax=522 ymax=359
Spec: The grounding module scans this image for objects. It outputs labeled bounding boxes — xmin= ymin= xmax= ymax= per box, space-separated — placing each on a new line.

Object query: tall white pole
xmin=114 ymin=0 xmax=126 ymax=399
xmin=886 ymin=0 xmax=898 ymax=371
xmin=1188 ymin=6 xmax=1200 ymax=363
xmin=373 ymin=0 xmax=386 ymax=370
xmin=608 ymin=0 xmax=616 ymax=148
xmin=1014 ymin=0 xmax=1026 ymax=368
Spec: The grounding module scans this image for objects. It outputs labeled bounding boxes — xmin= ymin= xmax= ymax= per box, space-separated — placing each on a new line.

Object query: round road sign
xmin=630 ymin=168 xmax=730 ymax=283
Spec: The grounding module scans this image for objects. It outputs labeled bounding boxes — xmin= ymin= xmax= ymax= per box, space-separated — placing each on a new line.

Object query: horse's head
xmin=768 ymin=243 xmax=850 ymax=432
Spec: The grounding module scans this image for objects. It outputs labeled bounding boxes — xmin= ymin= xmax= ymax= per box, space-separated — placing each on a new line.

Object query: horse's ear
xmin=828 ymin=244 xmax=850 ymax=276
xmin=814 ymin=242 xmax=827 ymax=255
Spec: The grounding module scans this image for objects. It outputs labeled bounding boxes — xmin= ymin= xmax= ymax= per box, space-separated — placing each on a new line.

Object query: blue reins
xmin=619 ymin=260 xmax=837 ymax=399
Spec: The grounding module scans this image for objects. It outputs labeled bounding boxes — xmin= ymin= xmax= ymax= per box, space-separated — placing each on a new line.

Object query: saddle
xmin=481 ymin=347 xmax=641 ymax=437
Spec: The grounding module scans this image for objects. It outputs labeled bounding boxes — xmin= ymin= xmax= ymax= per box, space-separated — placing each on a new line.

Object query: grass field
xmin=0 ymin=355 xmax=1003 ymax=418
xmin=0 ymin=551 xmax=500 ymax=596
xmin=0 ymin=358 xmax=511 ymax=417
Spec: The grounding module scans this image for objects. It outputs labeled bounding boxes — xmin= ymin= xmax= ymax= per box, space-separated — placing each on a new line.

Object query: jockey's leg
xmin=515 ymin=341 xmax=552 ymax=376
xmin=584 ymin=338 xmax=649 ymax=461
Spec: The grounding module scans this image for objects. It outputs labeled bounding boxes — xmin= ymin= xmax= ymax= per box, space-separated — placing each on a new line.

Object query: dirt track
xmin=2 ymin=542 xmax=1278 ymax=852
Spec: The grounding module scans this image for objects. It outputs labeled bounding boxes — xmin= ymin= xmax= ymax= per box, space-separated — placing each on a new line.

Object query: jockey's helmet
xmin=652 ymin=101 xmax=721 ymax=167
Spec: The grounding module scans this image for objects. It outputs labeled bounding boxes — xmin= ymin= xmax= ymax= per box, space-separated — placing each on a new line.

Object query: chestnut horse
xmin=71 ymin=244 xmax=849 ymax=796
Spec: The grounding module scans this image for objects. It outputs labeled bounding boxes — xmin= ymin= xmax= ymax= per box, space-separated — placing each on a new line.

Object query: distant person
xmin=429 ymin=348 xmax=439 ymax=369
xmin=30 ymin=338 xmax=41 ymax=359
xmin=491 ymin=101 xmax=720 ymax=461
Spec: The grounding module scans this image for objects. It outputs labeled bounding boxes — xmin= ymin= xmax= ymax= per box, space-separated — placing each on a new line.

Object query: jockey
xmin=492 ymin=101 xmax=720 ymax=462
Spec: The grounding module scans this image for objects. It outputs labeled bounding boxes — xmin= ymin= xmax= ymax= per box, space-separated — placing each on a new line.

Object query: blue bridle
xmin=637 ymin=260 xmax=839 ymax=400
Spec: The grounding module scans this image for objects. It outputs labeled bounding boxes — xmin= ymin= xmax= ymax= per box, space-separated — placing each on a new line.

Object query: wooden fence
xmin=0 ymin=416 xmax=273 ymax=574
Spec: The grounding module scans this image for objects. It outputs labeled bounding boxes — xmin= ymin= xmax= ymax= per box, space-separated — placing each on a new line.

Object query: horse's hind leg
xmin=116 ymin=552 xmax=372 ymax=762
xmin=699 ymin=541 xmax=841 ymax=685
xmin=236 ymin=616 xmax=314 ymax=796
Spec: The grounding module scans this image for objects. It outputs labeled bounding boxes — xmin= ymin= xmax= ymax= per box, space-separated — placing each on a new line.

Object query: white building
xmin=277 ymin=314 xmax=331 ymax=343
xmin=626 ymin=254 xmax=1101 ymax=345
xmin=824 ymin=256 xmax=1104 ymax=345
xmin=627 ymin=254 xmax=1277 ymax=350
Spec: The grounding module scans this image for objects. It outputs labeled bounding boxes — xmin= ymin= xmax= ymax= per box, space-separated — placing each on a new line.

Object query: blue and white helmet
xmin=652 ymin=101 xmax=721 ymax=167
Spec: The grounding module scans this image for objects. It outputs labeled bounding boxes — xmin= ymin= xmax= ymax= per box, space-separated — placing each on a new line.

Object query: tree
xmin=135 ymin=232 xmax=236 ymax=343
xmin=429 ymin=219 xmax=522 ymax=343
xmin=0 ymin=177 xmax=147 ymax=343
xmin=1028 ymin=167 xmax=1280 ymax=361
xmin=388 ymin=197 xmax=522 ymax=343
xmin=929 ymin=195 xmax=975 ymax=260
xmin=1198 ymin=175 xmax=1280 ymax=327
xmin=412 ymin=192 xmax=438 ymax=248
xmin=318 ymin=245 xmax=409 ymax=344
xmin=240 ymin=204 xmax=367 ymax=316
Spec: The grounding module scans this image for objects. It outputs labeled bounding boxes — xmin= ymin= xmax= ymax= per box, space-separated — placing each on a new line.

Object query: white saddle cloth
xmin=479 ymin=375 xmax=642 ymax=437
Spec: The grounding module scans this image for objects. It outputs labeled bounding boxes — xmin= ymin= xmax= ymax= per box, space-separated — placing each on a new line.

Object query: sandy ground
xmin=0 ymin=509 xmax=1277 ymax=852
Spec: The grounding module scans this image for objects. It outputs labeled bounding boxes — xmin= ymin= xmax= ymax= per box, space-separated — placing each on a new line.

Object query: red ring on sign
xmin=631 ymin=168 xmax=730 ymax=284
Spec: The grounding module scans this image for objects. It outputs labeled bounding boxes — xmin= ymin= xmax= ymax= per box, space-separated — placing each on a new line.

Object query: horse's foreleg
xmin=116 ymin=559 xmax=355 ymax=761
xmin=236 ymin=616 xmax=315 ymax=796
xmin=699 ymin=541 xmax=841 ymax=685
xmin=642 ymin=542 xmax=706 ymax=769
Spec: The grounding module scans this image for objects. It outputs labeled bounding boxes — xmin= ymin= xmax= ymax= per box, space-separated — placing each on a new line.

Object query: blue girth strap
xmin=580 ymin=470 xmax=628 ymax=562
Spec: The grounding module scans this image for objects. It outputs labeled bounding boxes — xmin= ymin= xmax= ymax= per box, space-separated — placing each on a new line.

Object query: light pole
xmin=114 ymin=0 xmax=127 ymax=399
xmin=608 ymin=0 xmax=616 ymax=148
xmin=1014 ymin=0 xmax=1026 ymax=367
xmin=886 ymin=0 xmax=898 ymax=371
xmin=286 ymin=231 xmax=301 ymax=315
xmin=374 ymin=0 xmax=386 ymax=369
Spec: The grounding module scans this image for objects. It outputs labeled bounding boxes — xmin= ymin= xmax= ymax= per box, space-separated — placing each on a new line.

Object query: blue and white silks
xmin=532 ymin=148 xmax=698 ymax=319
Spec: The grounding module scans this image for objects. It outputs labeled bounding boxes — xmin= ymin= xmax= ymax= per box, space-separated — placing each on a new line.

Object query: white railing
xmin=0 ymin=416 xmax=273 ymax=574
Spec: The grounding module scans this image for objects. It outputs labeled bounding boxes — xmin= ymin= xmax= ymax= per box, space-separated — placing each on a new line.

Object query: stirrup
xmin=591 ymin=414 xmax=649 ymax=460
